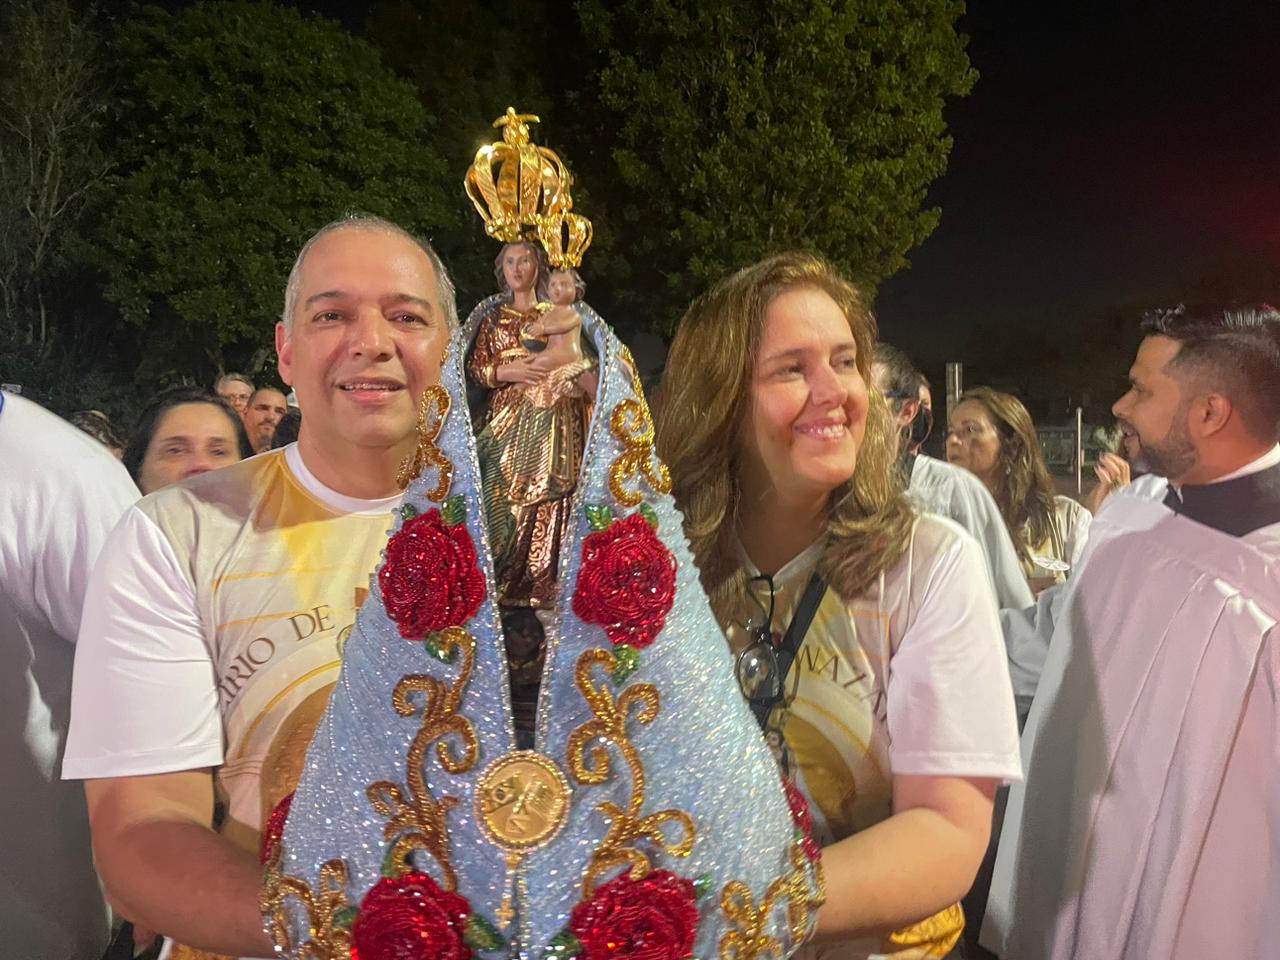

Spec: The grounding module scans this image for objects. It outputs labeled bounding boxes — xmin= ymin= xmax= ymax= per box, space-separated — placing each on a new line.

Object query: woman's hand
xmin=1086 ymin=452 xmax=1131 ymax=514
xmin=496 ymin=358 xmax=548 ymax=385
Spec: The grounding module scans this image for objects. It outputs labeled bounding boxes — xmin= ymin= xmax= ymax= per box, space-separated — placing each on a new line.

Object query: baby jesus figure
xmin=520 ymin=268 xmax=598 ymax=401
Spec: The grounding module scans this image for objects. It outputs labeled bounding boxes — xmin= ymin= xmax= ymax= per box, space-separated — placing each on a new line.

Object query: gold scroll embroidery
xmin=608 ymin=344 xmax=671 ymax=507
xmin=397 ymin=384 xmax=454 ymax=497
xmin=366 ymin=625 xmax=479 ymax=890
xmin=566 ymin=647 xmax=695 ymax=896
xmin=261 ymin=849 xmax=353 ymax=959
xmin=261 ymin=627 xmax=479 ymax=957
xmin=718 ymin=844 xmax=826 ymax=960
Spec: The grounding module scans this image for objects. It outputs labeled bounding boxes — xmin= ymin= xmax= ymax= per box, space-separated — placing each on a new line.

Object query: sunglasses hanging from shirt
xmin=736 ymin=570 xmax=827 ymax=730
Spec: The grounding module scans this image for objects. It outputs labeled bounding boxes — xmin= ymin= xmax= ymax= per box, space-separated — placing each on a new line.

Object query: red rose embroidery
xmin=783 ymin=779 xmax=821 ymax=864
xmin=569 ymin=870 xmax=698 ymax=960
xmin=351 ymin=872 xmax=472 ymax=960
xmin=259 ymin=792 xmax=294 ymax=865
xmin=379 ymin=509 xmax=486 ymax=640
xmin=572 ymin=513 xmax=677 ymax=649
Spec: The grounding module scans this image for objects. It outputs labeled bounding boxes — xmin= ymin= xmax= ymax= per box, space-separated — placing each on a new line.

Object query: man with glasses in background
xmin=214 ymin=373 xmax=255 ymax=418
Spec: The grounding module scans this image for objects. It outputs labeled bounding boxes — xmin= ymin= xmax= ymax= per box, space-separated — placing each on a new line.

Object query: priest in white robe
xmin=983 ymin=303 xmax=1280 ymax=959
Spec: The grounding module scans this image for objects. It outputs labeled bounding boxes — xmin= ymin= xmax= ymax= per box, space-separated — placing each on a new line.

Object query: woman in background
xmin=946 ymin=386 xmax=1091 ymax=593
xmin=123 ymin=387 xmax=253 ymax=495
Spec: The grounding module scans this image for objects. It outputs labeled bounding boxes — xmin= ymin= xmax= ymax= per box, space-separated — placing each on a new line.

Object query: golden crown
xmin=464 ymin=107 xmax=592 ymax=269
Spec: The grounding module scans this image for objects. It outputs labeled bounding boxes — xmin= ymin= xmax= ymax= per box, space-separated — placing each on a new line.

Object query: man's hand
xmin=84 ymin=771 xmax=276 ymax=957
xmin=1086 ymin=452 xmax=1131 ymax=514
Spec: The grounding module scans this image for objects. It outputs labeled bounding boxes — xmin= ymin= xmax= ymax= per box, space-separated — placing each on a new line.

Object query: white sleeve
xmin=33 ymin=458 xmax=138 ymax=645
xmin=942 ymin=473 xmax=1039 ymax=616
xmin=62 ymin=506 xmax=224 ymax=779
xmin=886 ymin=530 xmax=1023 ymax=782
xmin=1064 ymin=500 xmax=1093 ymax=570
xmin=960 ymin=482 xmax=1035 ymax=613
xmin=1001 ymin=583 xmax=1068 ymax=725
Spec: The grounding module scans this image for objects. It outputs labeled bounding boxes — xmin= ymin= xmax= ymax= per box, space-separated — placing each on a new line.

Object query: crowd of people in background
xmin=3 ymin=213 xmax=1278 ymax=960
xmin=57 ymin=375 xmax=301 ymax=499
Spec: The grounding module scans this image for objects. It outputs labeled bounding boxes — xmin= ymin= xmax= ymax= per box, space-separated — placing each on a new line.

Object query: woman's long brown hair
xmin=957 ymin=386 xmax=1058 ymax=564
xmin=654 ymin=253 xmax=915 ymax=624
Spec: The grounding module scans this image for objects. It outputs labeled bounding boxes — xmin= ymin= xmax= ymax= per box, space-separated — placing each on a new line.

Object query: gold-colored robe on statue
xmin=467 ymin=304 xmax=594 ymax=608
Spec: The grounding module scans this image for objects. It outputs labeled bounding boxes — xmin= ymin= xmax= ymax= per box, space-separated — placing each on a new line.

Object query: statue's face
xmin=548 ymin=271 xmax=577 ymax=306
xmin=502 ymin=245 xmax=538 ymax=294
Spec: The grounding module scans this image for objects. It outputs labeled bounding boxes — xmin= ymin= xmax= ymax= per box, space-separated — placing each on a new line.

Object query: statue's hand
xmin=497 ymin=358 xmax=548 ymax=385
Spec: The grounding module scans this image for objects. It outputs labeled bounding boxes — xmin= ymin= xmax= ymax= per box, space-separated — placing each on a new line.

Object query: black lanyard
xmin=750 ymin=571 xmax=826 ymax=730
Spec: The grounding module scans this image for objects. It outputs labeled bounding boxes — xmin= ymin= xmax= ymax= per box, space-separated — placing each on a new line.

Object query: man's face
xmin=1112 ymin=335 xmax=1198 ymax=480
xmin=277 ymin=228 xmax=449 ymax=461
xmin=244 ymin=389 xmax=288 ymax=452
xmin=217 ymin=380 xmax=252 ymax=416
xmin=870 ymin=361 xmax=918 ymax=433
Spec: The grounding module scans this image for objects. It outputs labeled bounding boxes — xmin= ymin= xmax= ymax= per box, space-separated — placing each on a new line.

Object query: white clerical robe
xmin=982 ymin=485 xmax=1280 ymax=959
xmin=910 ymin=454 xmax=1035 ymax=612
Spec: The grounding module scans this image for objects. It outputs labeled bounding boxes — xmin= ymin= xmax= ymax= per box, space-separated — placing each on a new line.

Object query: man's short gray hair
xmin=214 ymin=372 xmax=254 ymax=392
xmin=280 ymin=212 xmax=459 ymax=338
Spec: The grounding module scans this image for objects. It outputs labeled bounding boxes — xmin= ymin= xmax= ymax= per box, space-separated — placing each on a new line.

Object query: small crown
xmin=539 ymin=211 xmax=592 ymax=270
xmin=464 ymin=107 xmax=593 ymax=267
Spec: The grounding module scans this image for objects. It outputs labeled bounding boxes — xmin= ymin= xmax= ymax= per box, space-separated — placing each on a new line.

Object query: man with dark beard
xmin=984 ymin=304 xmax=1280 ymax=959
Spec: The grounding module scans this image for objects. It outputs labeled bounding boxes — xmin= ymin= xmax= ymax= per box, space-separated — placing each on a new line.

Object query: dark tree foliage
xmin=0 ymin=0 xmax=110 ymax=356
xmin=91 ymin=1 xmax=456 ymax=385
xmin=363 ymin=0 xmax=562 ymax=309
xmin=571 ymin=0 xmax=975 ymax=333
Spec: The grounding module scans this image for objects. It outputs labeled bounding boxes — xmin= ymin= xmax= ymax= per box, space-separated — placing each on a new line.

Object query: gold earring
xmin=397 ymin=385 xmax=453 ymax=499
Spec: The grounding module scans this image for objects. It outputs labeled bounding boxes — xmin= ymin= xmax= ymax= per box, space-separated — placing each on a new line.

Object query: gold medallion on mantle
xmin=476 ymin=750 xmax=572 ymax=927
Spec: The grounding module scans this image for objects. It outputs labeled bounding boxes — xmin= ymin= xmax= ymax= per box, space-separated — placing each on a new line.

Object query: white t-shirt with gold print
xmin=724 ymin=515 xmax=1022 ymax=960
xmin=64 ymin=444 xmax=398 ymax=854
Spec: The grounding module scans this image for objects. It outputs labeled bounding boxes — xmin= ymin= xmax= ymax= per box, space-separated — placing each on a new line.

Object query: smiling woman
xmin=123 ymin=387 xmax=254 ymax=495
xmin=655 ymin=253 xmax=1022 ymax=959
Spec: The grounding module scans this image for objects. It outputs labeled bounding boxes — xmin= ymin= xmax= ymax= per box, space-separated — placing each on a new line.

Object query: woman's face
xmin=739 ymin=286 xmax=869 ymax=505
xmin=139 ymin=402 xmax=243 ymax=495
xmin=501 ymin=244 xmax=538 ymax=295
xmin=946 ymin=399 xmax=1003 ymax=485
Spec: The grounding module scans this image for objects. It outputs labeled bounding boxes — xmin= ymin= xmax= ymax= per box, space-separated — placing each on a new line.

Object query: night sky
xmin=241 ymin=0 xmax=1280 ymax=381
xmin=876 ymin=0 xmax=1280 ymax=368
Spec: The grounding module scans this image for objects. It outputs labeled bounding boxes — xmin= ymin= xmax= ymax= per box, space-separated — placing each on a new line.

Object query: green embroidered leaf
xmin=585 ymin=503 xmax=614 ymax=531
xmin=637 ymin=502 xmax=659 ymax=530
xmin=380 ymin=843 xmax=410 ymax=878
xmin=611 ymin=644 xmax=641 ymax=685
xmin=693 ymin=873 xmax=714 ymax=899
xmin=400 ymin=503 xmax=420 ymax=521
xmin=424 ymin=633 xmax=457 ymax=663
xmin=332 ymin=906 xmax=358 ymax=932
xmin=542 ymin=929 xmax=583 ymax=959
xmin=443 ymin=494 xmax=467 ymax=527
xmin=464 ymin=913 xmax=506 ymax=952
